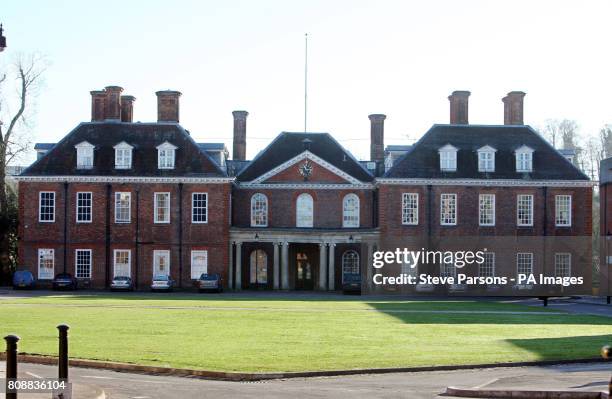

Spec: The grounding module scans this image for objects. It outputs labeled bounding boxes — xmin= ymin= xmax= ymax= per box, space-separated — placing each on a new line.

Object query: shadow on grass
xmin=506 ymin=334 xmax=612 ymax=360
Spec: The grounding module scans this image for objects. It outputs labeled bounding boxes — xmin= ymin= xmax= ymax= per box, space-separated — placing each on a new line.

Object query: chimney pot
xmin=120 ymin=95 xmax=136 ymax=123
xmin=503 ymin=91 xmax=526 ymax=125
xmin=369 ymin=114 xmax=386 ymax=163
xmin=232 ymin=110 xmax=248 ymax=161
xmin=156 ymin=90 xmax=182 ymax=123
xmin=90 ymin=90 xmax=106 ymax=121
xmin=448 ymin=90 xmax=470 ymax=124
xmin=104 ymin=86 xmax=123 ymax=120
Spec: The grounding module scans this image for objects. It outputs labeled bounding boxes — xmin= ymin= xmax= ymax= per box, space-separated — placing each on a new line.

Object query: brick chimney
xmin=232 ymin=110 xmax=248 ymax=161
xmin=104 ymin=86 xmax=123 ymax=121
xmin=156 ymin=90 xmax=182 ymax=123
xmin=120 ymin=95 xmax=136 ymax=123
xmin=448 ymin=90 xmax=470 ymax=124
xmin=90 ymin=90 xmax=106 ymax=121
xmin=503 ymin=91 xmax=526 ymax=125
xmin=369 ymin=114 xmax=386 ymax=163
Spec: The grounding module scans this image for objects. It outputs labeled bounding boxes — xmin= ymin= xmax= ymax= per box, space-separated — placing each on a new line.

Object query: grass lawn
xmin=0 ymin=293 xmax=610 ymax=372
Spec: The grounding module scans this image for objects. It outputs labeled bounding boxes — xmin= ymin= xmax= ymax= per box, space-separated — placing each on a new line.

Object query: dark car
xmin=342 ymin=273 xmax=361 ymax=294
xmin=12 ymin=270 xmax=35 ymax=289
xmin=110 ymin=276 xmax=134 ymax=291
xmin=52 ymin=273 xmax=78 ymax=290
xmin=197 ymin=273 xmax=223 ymax=293
xmin=151 ymin=275 xmax=174 ymax=292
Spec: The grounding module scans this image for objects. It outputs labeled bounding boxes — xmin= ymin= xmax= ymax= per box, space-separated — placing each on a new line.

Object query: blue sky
xmin=2 ymin=0 xmax=611 ymax=163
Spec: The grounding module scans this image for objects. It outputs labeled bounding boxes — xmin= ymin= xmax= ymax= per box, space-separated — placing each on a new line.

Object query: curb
xmin=445 ymin=386 xmax=608 ymax=399
xmin=0 ymin=353 xmax=608 ymax=381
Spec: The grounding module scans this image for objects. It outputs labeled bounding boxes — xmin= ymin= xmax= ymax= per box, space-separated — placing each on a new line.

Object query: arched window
xmin=296 ymin=193 xmax=313 ymax=227
xmin=342 ymin=193 xmax=360 ymax=228
xmin=342 ymin=250 xmax=360 ymax=283
xmin=249 ymin=250 xmax=268 ymax=285
xmin=250 ymin=193 xmax=268 ymax=227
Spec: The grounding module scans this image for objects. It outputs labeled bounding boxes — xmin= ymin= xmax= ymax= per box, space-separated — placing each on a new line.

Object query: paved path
xmin=510 ymin=297 xmax=612 ymax=318
xmin=0 ymin=362 xmax=609 ymax=398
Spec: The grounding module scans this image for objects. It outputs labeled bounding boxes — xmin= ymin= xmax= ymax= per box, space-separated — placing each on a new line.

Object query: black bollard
xmin=5 ymin=334 xmax=20 ymax=399
xmin=607 ymin=296 xmax=610 ymax=305
xmin=601 ymin=346 xmax=610 ymax=397
xmin=543 ymin=297 xmax=548 ymax=307
xmin=57 ymin=324 xmax=69 ymax=380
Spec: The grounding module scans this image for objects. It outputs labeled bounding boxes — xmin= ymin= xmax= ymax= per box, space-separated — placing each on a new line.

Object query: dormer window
xmin=75 ymin=141 xmax=94 ymax=169
xmin=439 ymin=144 xmax=457 ymax=172
xmin=477 ymin=145 xmax=496 ymax=172
xmin=113 ymin=141 xmax=133 ymax=169
xmin=157 ymin=141 xmax=177 ymax=169
xmin=515 ymin=145 xmax=534 ymax=172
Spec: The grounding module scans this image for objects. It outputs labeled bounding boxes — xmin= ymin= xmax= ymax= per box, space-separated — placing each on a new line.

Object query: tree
xmin=0 ymin=53 xmax=47 ymax=282
xmin=599 ymin=125 xmax=612 ymax=159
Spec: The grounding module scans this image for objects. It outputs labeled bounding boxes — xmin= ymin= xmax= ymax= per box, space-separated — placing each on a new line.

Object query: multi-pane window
xmin=440 ymin=194 xmax=457 ymax=225
xmin=554 ymin=253 xmax=571 ymax=277
xmin=517 ymin=252 xmax=533 ymax=276
xmin=296 ymin=193 xmax=314 ymax=228
xmin=113 ymin=249 xmax=131 ymax=277
xmin=114 ymin=192 xmax=131 ymax=223
xmin=75 ymin=249 xmax=92 ymax=279
xmin=191 ymin=250 xmax=208 ymax=279
xmin=479 ymin=194 xmax=495 ymax=226
xmin=341 ymin=251 xmax=360 ymax=283
xmin=402 ymin=193 xmax=418 ymax=225
xmin=478 ymin=146 xmax=496 ymax=172
xmin=401 ymin=258 xmax=418 ymax=278
xmin=342 ymin=194 xmax=360 ymax=228
xmin=157 ymin=142 xmax=177 ymax=169
xmin=249 ymin=250 xmax=268 ymax=285
xmin=75 ymin=141 xmax=94 ymax=169
xmin=479 ymin=252 xmax=495 ymax=277
xmin=439 ymin=145 xmax=457 ymax=171
xmin=555 ymin=195 xmax=572 ymax=226
xmin=250 ymin=193 xmax=268 ymax=227
xmin=515 ymin=146 xmax=534 ymax=172
xmin=39 ymin=192 xmax=55 ymax=222
xmin=154 ymin=193 xmax=170 ymax=223
xmin=440 ymin=259 xmax=457 ymax=278
xmin=517 ymin=194 xmax=533 ymax=226
xmin=191 ymin=193 xmax=208 ymax=223
xmin=153 ymin=250 xmax=170 ymax=276
xmin=76 ymin=192 xmax=92 ymax=223
xmin=38 ymin=249 xmax=54 ymax=280
xmin=114 ymin=142 xmax=133 ymax=169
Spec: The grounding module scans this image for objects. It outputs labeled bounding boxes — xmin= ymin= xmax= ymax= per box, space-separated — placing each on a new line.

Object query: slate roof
xmin=385 ymin=145 xmax=413 ymax=152
xmin=236 ymin=132 xmax=374 ymax=182
xmin=385 ymin=124 xmax=589 ymax=180
xmin=23 ymin=122 xmax=226 ymax=177
xmin=197 ymin=143 xmax=226 ymax=151
xmin=34 ymin=143 xmax=55 ymax=151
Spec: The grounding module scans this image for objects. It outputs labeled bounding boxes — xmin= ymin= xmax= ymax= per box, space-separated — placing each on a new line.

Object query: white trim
xmin=191 ymin=192 xmax=208 ymax=224
xmin=37 ymin=248 xmax=54 ymax=280
xmin=153 ymin=250 xmax=171 ymax=276
xmin=555 ymin=194 xmax=572 ymax=227
xmin=517 ymin=194 xmax=534 ymax=227
xmin=239 ymin=182 xmax=374 ymax=190
xmin=113 ymin=249 xmax=131 ymax=278
xmin=114 ymin=192 xmax=131 ymax=223
xmin=250 ymin=193 xmax=269 ymax=227
xmin=478 ymin=193 xmax=496 ymax=226
xmin=75 ymin=248 xmax=92 ymax=279
xmin=376 ymin=178 xmax=594 ymax=187
xmin=554 ymin=252 xmax=571 ymax=277
xmin=15 ymin=176 xmax=232 ymax=184
xmin=154 ymin=192 xmax=171 ymax=224
xmin=76 ymin=191 xmax=93 ymax=223
xmin=342 ymin=193 xmax=360 ymax=228
xmin=249 ymin=150 xmax=364 ymax=185
xmin=190 ymin=250 xmax=208 ymax=279
xmin=38 ymin=191 xmax=56 ymax=223
xmin=114 ymin=142 xmax=133 ymax=170
xmin=401 ymin=192 xmax=419 ymax=225
xmin=440 ymin=193 xmax=457 ymax=226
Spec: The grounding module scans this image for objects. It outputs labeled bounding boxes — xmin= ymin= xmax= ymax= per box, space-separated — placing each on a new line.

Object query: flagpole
xmin=304 ymin=33 xmax=308 ymax=133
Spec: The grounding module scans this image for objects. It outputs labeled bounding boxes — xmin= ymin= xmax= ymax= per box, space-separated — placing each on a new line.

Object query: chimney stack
xmin=232 ymin=110 xmax=248 ymax=161
xmin=503 ymin=91 xmax=526 ymax=125
xmin=104 ymin=86 xmax=123 ymax=120
xmin=156 ymin=90 xmax=182 ymax=123
xmin=448 ymin=90 xmax=470 ymax=124
xmin=120 ymin=95 xmax=136 ymax=123
xmin=90 ymin=90 xmax=106 ymax=121
xmin=369 ymin=114 xmax=386 ymax=163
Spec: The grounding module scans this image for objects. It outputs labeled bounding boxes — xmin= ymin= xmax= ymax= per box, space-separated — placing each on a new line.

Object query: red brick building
xmin=16 ymin=87 xmax=593 ymax=294
xmin=600 ymin=157 xmax=612 ymax=300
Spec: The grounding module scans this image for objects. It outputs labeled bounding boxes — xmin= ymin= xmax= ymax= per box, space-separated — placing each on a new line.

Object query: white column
xmin=235 ymin=241 xmax=242 ymax=291
xmin=281 ymin=241 xmax=289 ymax=290
xmin=319 ymin=243 xmax=327 ymax=291
xmin=228 ymin=242 xmax=234 ymax=290
xmin=273 ymin=242 xmax=280 ymax=290
xmin=328 ymin=243 xmax=335 ymax=291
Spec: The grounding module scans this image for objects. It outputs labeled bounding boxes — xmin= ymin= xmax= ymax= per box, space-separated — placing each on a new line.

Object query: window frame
xmin=555 ymin=195 xmax=572 ymax=227
xmin=478 ymin=193 xmax=495 ymax=226
xmin=402 ymin=193 xmax=419 ymax=225
xmin=479 ymin=252 xmax=495 ymax=277
xmin=75 ymin=141 xmax=94 ymax=170
xmin=554 ymin=253 xmax=571 ymax=278
xmin=113 ymin=249 xmax=131 ymax=278
xmin=517 ymin=194 xmax=534 ymax=227
xmin=38 ymin=191 xmax=56 ymax=223
xmin=440 ymin=193 xmax=457 ymax=226
xmin=191 ymin=192 xmax=208 ymax=224
xmin=191 ymin=250 xmax=208 ymax=280
xmin=76 ymin=191 xmax=93 ymax=223
xmin=250 ymin=193 xmax=268 ymax=227
xmin=342 ymin=193 xmax=360 ymax=228
xmin=75 ymin=249 xmax=92 ymax=279
xmin=296 ymin=193 xmax=314 ymax=228
xmin=477 ymin=146 xmax=496 ymax=172
xmin=154 ymin=192 xmax=171 ymax=224
xmin=515 ymin=146 xmax=534 ymax=172
xmin=153 ymin=250 xmax=171 ymax=276
xmin=341 ymin=250 xmax=360 ymax=283
xmin=516 ymin=252 xmax=534 ymax=276
xmin=37 ymin=248 xmax=55 ymax=280
xmin=156 ymin=141 xmax=177 ymax=170
xmin=439 ymin=144 xmax=458 ymax=172
xmin=113 ymin=142 xmax=133 ymax=169
xmin=114 ymin=192 xmax=131 ymax=223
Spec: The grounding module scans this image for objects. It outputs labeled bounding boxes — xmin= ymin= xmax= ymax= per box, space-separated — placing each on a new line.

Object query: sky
xmin=2 ymin=0 xmax=612 ymax=164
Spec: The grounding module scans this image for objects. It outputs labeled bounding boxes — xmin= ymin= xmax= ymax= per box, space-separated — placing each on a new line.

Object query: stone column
xmin=281 ymin=242 xmax=289 ymax=290
xmin=319 ymin=243 xmax=327 ymax=291
xmin=328 ymin=243 xmax=335 ymax=291
xmin=235 ymin=241 xmax=242 ymax=291
xmin=228 ymin=242 xmax=234 ymax=290
xmin=273 ymin=242 xmax=280 ymax=290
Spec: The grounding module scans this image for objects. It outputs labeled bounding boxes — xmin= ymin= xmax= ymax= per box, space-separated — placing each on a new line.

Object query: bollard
xmin=4 ymin=334 xmax=20 ymax=399
xmin=57 ymin=324 xmax=69 ymax=380
xmin=602 ymin=345 xmax=611 ymax=397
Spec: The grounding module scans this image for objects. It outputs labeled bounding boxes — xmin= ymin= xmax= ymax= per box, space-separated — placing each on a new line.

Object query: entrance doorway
xmin=291 ymin=244 xmax=319 ymax=290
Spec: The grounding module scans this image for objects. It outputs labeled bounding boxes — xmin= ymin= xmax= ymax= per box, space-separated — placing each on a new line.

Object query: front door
xmin=295 ymin=252 xmax=314 ymax=290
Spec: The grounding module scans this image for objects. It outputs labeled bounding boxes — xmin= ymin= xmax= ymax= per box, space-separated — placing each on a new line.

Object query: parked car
xmin=52 ymin=273 xmax=78 ymax=290
xmin=342 ymin=273 xmax=361 ymax=294
xmin=110 ymin=276 xmax=134 ymax=291
xmin=12 ymin=270 xmax=35 ymax=289
xmin=151 ymin=275 xmax=174 ymax=292
xmin=197 ymin=273 xmax=223 ymax=293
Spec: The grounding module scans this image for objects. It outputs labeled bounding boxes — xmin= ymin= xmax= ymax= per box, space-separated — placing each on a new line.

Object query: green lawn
xmin=0 ymin=294 xmax=610 ymax=372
